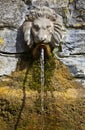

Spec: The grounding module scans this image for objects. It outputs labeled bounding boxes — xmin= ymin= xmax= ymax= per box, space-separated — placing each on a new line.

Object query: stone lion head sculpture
xmin=23 ymin=6 xmax=63 ymax=57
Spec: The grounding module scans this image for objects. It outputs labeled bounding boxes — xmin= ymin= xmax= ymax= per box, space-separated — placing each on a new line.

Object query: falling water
xmin=40 ymin=48 xmax=45 ymax=130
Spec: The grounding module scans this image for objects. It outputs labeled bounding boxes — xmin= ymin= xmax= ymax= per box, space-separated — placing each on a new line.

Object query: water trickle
xmin=40 ymin=48 xmax=45 ymax=130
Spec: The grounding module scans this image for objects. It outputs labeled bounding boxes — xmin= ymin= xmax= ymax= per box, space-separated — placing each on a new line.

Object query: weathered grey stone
xmin=60 ymin=56 xmax=85 ymax=76
xmin=23 ymin=0 xmax=31 ymax=4
xmin=0 ymin=28 xmax=27 ymax=53
xmin=58 ymin=28 xmax=85 ymax=86
xmin=59 ymin=29 xmax=85 ymax=56
xmin=0 ymin=0 xmax=28 ymax=28
xmin=24 ymin=0 xmax=69 ymax=16
xmin=80 ymin=10 xmax=85 ymax=21
xmin=0 ymin=55 xmax=18 ymax=76
xmin=59 ymin=55 xmax=85 ymax=86
xmin=28 ymin=0 xmax=69 ymax=7
xmin=66 ymin=0 xmax=85 ymax=27
xmin=59 ymin=56 xmax=85 ymax=84
xmin=76 ymin=0 xmax=85 ymax=10
xmin=0 ymin=0 xmax=29 ymax=76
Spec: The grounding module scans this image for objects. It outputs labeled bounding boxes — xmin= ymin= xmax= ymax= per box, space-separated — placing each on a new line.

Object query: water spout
xmin=40 ymin=48 xmax=45 ymax=130
xmin=40 ymin=48 xmax=45 ymax=87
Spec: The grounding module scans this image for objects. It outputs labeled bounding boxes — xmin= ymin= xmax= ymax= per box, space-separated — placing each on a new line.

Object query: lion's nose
xmin=38 ymin=30 xmax=47 ymax=42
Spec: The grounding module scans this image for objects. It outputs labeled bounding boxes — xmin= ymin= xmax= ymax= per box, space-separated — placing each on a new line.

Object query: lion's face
xmin=23 ymin=6 xmax=63 ymax=57
xmin=32 ymin=17 xmax=54 ymax=44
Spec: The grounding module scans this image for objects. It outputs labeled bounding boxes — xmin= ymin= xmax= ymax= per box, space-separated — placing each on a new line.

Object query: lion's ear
xmin=23 ymin=21 xmax=33 ymax=48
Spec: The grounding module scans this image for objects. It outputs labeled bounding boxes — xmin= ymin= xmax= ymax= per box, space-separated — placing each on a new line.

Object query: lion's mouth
xmin=32 ymin=44 xmax=51 ymax=58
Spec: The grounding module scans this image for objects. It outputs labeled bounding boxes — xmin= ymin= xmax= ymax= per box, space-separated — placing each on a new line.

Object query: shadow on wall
xmin=16 ymin=26 xmax=29 ymax=55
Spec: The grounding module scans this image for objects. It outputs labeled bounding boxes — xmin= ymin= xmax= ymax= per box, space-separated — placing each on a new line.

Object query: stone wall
xmin=0 ymin=0 xmax=28 ymax=75
xmin=58 ymin=0 xmax=85 ymax=86
xmin=0 ymin=0 xmax=85 ymax=86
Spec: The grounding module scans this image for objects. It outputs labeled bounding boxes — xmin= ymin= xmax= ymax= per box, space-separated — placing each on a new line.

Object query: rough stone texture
xmin=59 ymin=29 xmax=85 ymax=56
xmin=56 ymin=0 xmax=85 ymax=86
xmin=0 ymin=55 xmax=18 ymax=76
xmin=0 ymin=28 xmax=27 ymax=53
xmin=31 ymin=0 xmax=69 ymax=7
xmin=59 ymin=56 xmax=85 ymax=86
xmin=65 ymin=0 xmax=85 ymax=27
xmin=58 ymin=28 xmax=85 ymax=86
xmin=0 ymin=0 xmax=27 ymax=28
xmin=76 ymin=0 xmax=85 ymax=22
xmin=0 ymin=0 xmax=28 ymax=75
xmin=28 ymin=0 xmax=69 ymax=16
xmin=76 ymin=0 xmax=85 ymax=10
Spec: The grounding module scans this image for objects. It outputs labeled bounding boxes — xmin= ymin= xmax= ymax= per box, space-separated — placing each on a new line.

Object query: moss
xmin=82 ymin=22 xmax=85 ymax=26
xmin=69 ymin=0 xmax=74 ymax=3
xmin=63 ymin=8 xmax=69 ymax=14
xmin=0 ymin=54 xmax=81 ymax=91
xmin=66 ymin=21 xmax=85 ymax=29
xmin=0 ymin=37 xmax=4 ymax=44
xmin=0 ymin=87 xmax=84 ymax=130
xmin=0 ymin=55 xmax=84 ymax=130
xmin=74 ymin=23 xmax=82 ymax=27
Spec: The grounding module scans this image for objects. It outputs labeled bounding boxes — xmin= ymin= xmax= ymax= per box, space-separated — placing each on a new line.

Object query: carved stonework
xmin=23 ymin=6 xmax=63 ymax=57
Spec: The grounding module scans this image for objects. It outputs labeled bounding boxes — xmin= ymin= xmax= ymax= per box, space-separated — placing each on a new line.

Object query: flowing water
xmin=40 ymin=48 xmax=45 ymax=130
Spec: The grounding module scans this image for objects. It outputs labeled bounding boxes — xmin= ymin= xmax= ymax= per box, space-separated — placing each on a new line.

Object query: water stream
xmin=40 ymin=48 xmax=45 ymax=130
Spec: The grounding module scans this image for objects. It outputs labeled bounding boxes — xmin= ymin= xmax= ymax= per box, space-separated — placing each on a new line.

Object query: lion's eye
xmin=33 ymin=25 xmax=40 ymax=31
xmin=47 ymin=25 xmax=51 ymax=28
